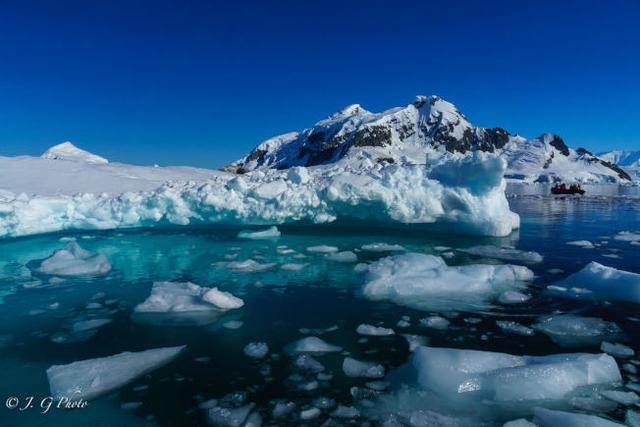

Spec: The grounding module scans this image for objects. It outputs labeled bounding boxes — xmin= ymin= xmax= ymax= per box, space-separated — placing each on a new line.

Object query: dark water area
xmin=0 ymin=193 xmax=638 ymax=426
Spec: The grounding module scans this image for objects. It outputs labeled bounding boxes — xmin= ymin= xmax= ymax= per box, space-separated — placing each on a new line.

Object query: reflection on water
xmin=0 ymin=194 xmax=638 ymax=426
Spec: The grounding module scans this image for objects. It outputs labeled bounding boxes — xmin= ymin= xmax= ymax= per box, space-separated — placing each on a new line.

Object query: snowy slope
xmin=228 ymin=95 xmax=631 ymax=184
xmin=0 ymin=142 xmax=519 ymax=238
xmin=598 ymin=150 xmax=640 ymax=182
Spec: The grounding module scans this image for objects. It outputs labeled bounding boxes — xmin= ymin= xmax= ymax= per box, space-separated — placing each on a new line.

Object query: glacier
xmin=0 ymin=146 xmax=520 ymax=238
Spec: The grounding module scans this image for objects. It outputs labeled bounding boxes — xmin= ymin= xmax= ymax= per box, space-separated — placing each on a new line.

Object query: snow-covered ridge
xmin=599 ymin=150 xmax=640 ymax=182
xmin=228 ymin=95 xmax=632 ymax=184
xmin=42 ymin=141 xmax=109 ymax=164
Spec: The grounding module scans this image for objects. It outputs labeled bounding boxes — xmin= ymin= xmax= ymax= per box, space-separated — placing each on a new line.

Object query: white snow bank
xmin=237 ymin=226 xmax=281 ymax=239
xmin=532 ymin=314 xmax=622 ymax=348
xmin=549 ymin=262 xmax=640 ymax=304
xmin=47 ymin=346 xmax=185 ymax=400
xmin=0 ymin=152 xmax=519 ymax=238
xmin=459 ymin=245 xmax=543 ymax=264
xmin=36 ymin=242 xmax=111 ymax=276
xmin=134 ymin=281 xmax=243 ymax=313
xmin=409 ymin=346 xmax=621 ymax=403
xmin=361 ymin=253 xmax=533 ymax=311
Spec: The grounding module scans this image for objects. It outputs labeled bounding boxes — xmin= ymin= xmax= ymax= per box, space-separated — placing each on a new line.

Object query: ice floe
xmin=614 ymin=231 xmax=640 ymax=243
xmin=566 ymin=240 xmax=595 ymax=248
xmin=306 ymin=245 xmax=339 ymax=253
xmin=361 ymin=253 xmax=533 ymax=311
xmin=285 ymin=336 xmax=342 ymax=354
xmin=356 ymin=324 xmax=395 ymax=336
xmin=342 ymin=357 xmax=385 ymax=379
xmin=406 ymin=346 xmax=621 ymax=403
xmin=496 ymin=320 xmax=534 ymax=336
xmin=549 ymin=262 xmax=640 ymax=304
xmin=326 ymin=251 xmax=358 ymax=263
xmin=47 ymin=346 xmax=185 ymax=400
xmin=600 ymin=341 xmax=635 ymax=358
xmin=498 ymin=290 xmax=531 ymax=304
xmin=532 ymin=314 xmax=622 ymax=348
xmin=134 ymin=281 xmax=244 ymax=313
xmin=224 ymin=259 xmax=275 ymax=272
xmin=459 ymin=245 xmax=543 ymax=264
xmin=360 ymin=243 xmax=405 ymax=252
xmin=36 ymin=242 xmax=111 ymax=276
xmin=244 ymin=342 xmax=269 ymax=359
xmin=237 ymin=226 xmax=281 ymax=239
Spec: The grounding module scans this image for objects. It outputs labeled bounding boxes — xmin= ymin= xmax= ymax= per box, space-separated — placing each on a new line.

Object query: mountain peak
xmin=41 ymin=142 xmax=109 ymax=164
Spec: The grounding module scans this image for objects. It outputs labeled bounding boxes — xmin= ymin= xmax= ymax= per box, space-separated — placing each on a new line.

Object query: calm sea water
xmin=0 ymin=193 xmax=638 ymax=426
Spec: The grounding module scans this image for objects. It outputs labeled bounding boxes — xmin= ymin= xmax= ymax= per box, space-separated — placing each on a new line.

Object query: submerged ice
xmin=361 ymin=253 xmax=533 ymax=311
xmin=36 ymin=241 xmax=111 ymax=276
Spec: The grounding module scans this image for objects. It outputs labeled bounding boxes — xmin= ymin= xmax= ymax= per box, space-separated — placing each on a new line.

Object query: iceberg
xmin=36 ymin=242 xmax=111 ymax=277
xmin=0 ymin=152 xmax=520 ymax=239
xmin=361 ymin=253 xmax=533 ymax=311
xmin=285 ymin=336 xmax=342 ymax=354
xmin=406 ymin=346 xmax=621 ymax=404
xmin=47 ymin=346 xmax=185 ymax=400
xmin=549 ymin=262 xmax=640 ymax=304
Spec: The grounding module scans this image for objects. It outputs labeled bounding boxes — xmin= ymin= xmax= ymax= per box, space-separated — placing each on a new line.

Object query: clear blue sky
xmin=1 ymin=0 xmax=638 ymax=168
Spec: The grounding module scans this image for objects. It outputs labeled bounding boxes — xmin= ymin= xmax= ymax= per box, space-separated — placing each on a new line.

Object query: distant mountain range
xmin=228 ymin=95 xmax=633 ymax=184
xmin=598 ymin=150 xmax=640 ymax=181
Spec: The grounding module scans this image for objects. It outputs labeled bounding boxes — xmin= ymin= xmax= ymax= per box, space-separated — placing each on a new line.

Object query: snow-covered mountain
xmin=227 ymin=95 xmax=631 ymax=184
xmin=41 ymin=141 xmax=109 ymax=164
xmin=598 ymin=150 xmax=640 ymax=181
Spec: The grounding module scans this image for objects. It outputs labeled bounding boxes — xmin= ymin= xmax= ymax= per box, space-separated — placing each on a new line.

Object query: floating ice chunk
xmin=498 ymin=291 xmax=531 ymax=304
xmin=237 ymin=226 xmax=281 ymax=240
xmin=331 ymin=405 xmax=360 ymax=418
xmin=36 ymin=242 xmax=111 ymax=276
xmin=533 ymin=314 xmax=622 ymax=347
xmin=614 ymin=231 xmax=640 ymax=243
xmin=409 ymin=346 xmax=621 ymax=403
xmin=225 ymin=260 xmax=275 ymax=272
xmin=285 ymin=336 xmax=342 ymax=354
xmin=356 ymin=324 xmax=395 ymax=336
xmin=419 ymin=316 xmax=450 ymax=330
xmin=533 ymin=407 xmax=624 ymax=427
xmin=550 ymin=262 xmax=640 ymax=304
xmin=459 ymin=245 xmax=543 ymax=264
xmin=245 ymin=412 xmax=262 ymax=427
xmin=627 ymin=410 xmax=640 ymax=427
xmin=272 ymin=401 xmax=296 ymax=418
xmin=135 ymin=282 xmax=243 ymax=313
xmin=202 ymin=288 xmax=244 ymax=310
xmin=307 ymin=245 xmax=339 ymax=253
xmin=601 ymin=342 xmax=635 ymax=358
xmin=280 ymin=263 xmax=307 ymax=271
xmin=300 ymin=407 xmax=321 ymax=420
xmin=548 ymin=268 xmax=564 ymax=274
xmin=496 ymin=320 xmax=534 ymax=336
xmin=244 ymin=342 xmax=269 ymax=359
xmin=207 ymin=403 xmax=254 ymax=427
xmin=222 ymin=320 xmax=243 ymax=329
xmin=326 ymin=251 xmax=358 ymax=263
xmin=361 ymin=243 xmax=405 ymax=252
xmin=72 ymin=318 xmax=112 ymax=332
xmin=47 ymin=346 xmax=185 ymax=400
xmin=566 ymin=240 xmax=595 ymax=248
xmin=600 ymin=390 xmax=639 ymax=406
xmin=293 ymin=354 xmax=325 ymax=373
xmin=361 ymin=253 xmax=533 ymax=311
xmin=342 ymin=357 xmax=385 ymax=379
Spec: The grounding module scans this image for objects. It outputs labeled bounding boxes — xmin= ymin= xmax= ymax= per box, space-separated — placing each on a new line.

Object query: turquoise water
xmin=0 ymin=195 xmax=639 ymax=426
